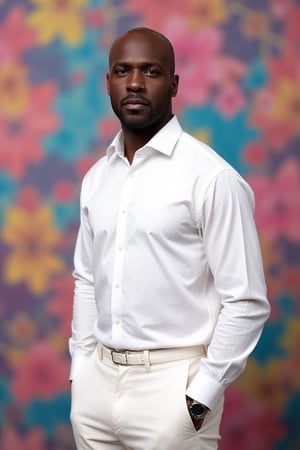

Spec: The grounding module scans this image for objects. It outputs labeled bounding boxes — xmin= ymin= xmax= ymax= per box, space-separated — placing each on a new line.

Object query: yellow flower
xmin=281 ymin=318 xmax=300 ymax=388
xmin=234 ymin=358 xmax=289 ymax=408
xmin=281 ymin=317 xmax=300 ymax=358
xmin=0 ymin=61 xmax=29 ymax=119
xmin=49 ymin=332 xmax=69 ymax=354
xmin=193 ymin=128 xmax=211 ymax=145
xmin=7 ymin=348 xmax=27 ymax=369
xmin=2 ymin=204 xmax=65 ymax=294
xmin=242 ymin=11 xmax=268 ymax=39
xmin=272 ymin=79 xmax=300 ymax=131
xmin=281 ymin=317 xmax=300 ymax=386
xmin=27 ymin=0 xmax=87 ymax=45
xmin=259 ymin=233 xmax=282 ymax=274
xmin=189 ymin=0 xmax=227 ymax=30
xmin=6 ymin=312 xmax=37 ymax=343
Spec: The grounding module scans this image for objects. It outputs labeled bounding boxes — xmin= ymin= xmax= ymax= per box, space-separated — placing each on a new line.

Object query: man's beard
xmin=113 ymin=105 xmax=155 ymax=131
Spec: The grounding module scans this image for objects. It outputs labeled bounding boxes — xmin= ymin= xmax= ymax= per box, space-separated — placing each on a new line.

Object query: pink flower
xmin=0 ymin=7 xmax=36 ymax=63
xmin=270 ymin=0 xmax=294 ymax=19
xmin=0 ymin=427 xmax=46 ymax=450
xmin=247 ymin=159 xmax=300 ymax=242
xmin=264 ymin=264 xmax=300 ymax=319
xmin=85 ymin=8 xmax=105 ymax=28
xmin=0 ymin=82 xmax=60 ymax=178
xmin=215 ymin=56 xmax=247 ymax=85
xmin=47 ymin=273 xmax=74 ymax=338
xmin=215 ymin=84 xmax=246 ymax=118
xmin=125 ymin=0 xmax=193 ymax=30
xmin=99 ymin=116 xmax=120 ymax=140
xmin=75 ymin=154 xmax=99 ymax=178
xmin=219 ymin=388 xmax=285 ymax=450
xmin=18 ymin=185 xmax=41 ymax=214
xmin=164 ymin=19 xmax=223 ymax=111
xmin=243 ymin=141 xmax=268 ymax=167
xmin=268 ymin=48 xmax=300 ymax=83
xmin=250 ymin=46 xmax=300 ymax=149
xmin=53 ymin=181 xmax=76 ymax=203
xmin=11 ymin=341 xmax=70 ymax=405
xmin=257 ymin=233 xmax=283 ymax=317
xmin=250 ymin=87 xmax=295 ymax=150
xmin=213 ymin=57 xmax=247 ymax=117
xmin=285 ymin=6 xmax=300 ymax=45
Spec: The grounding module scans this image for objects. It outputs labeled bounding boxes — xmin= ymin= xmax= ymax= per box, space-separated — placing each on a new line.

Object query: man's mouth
xmin=121 ymin=96 xmax=150 ymax=109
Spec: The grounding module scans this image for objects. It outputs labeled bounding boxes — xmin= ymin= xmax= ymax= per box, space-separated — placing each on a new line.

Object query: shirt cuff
xmin=186 ymin=370 xmax=226 ymax=410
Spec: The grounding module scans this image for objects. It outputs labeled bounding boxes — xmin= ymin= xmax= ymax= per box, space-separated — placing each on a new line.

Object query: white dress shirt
xmin=69 ymin=116 xmax=270 ymax=408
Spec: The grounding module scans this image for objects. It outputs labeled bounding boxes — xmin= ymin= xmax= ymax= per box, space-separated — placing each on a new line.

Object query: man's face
xmin=106 ymin=31 xmax=179 ymax=132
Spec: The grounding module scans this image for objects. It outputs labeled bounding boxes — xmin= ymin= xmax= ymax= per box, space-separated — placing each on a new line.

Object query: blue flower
xmin=0 ymin=172 xmax=17 ymax=225
xmin=44 ymin=29 xmax=110 ymax=162
xmin=60 ymin=28 xmax=107 ymax=75
xmin=43 ymin=79 xmax=108 ymax=161
xmin=0 ymin=378 xmax=11 ymax=426
xmin=23 ymin=393 xmax=71 ymax=438
xmin=53 ymin=200 xmax=79 ymax=229
xmin=182 ymin=104 xmax=259 ymax=174
xmin=243 ymin=59 xmax=269 ymax=92
xmin=277 ymin=392 xmax=300 ymax=450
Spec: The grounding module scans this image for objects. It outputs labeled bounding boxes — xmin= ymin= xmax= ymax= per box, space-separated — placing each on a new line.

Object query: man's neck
xmin=122 ymin=115 xmax=173 ymax=165
xmin=122 ymin=129 xmax=153 ymax=165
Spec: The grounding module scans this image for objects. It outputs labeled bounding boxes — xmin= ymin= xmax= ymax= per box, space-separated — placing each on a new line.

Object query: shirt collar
xmin=106 ymin=115 xmax=182 ymax=160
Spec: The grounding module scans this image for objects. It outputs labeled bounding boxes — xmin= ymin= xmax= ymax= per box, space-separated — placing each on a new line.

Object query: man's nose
xmin=126 ymin=70 xmax=145 ymax=91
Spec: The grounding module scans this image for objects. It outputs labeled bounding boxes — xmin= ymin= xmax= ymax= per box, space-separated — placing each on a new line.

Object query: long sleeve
xmin=69 ymin=179 xmax=98 ymax=380
xmin=186 ymin=170 xmax=270 ymax=408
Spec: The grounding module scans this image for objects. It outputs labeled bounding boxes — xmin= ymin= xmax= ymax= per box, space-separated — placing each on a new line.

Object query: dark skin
xmin=106 ymin=28 xmax=208 ymax=431
xmin=106 ymin=28 xmax=178 ymax=164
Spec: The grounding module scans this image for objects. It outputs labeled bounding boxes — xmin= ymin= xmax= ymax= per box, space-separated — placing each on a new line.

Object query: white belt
xmin=98 ymin=343 xmax=207 ymax=367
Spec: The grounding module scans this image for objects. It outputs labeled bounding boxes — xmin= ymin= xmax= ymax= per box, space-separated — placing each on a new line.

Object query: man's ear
xmin=106 ymin=73 xmax=110 ymax=96
xmin=172 ymin=74 xmax=179 ymax=97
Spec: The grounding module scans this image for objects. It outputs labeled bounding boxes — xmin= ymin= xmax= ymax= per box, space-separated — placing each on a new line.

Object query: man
xmin=69 ymin=27 xmax=270 ymax=450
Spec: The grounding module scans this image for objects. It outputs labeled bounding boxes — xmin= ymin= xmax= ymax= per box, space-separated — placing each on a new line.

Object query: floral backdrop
xmin=0 ymin=0 xmax=299 ymax=449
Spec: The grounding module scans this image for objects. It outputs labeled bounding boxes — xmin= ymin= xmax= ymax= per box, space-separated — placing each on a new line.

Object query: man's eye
xmin=115 ymin=68 xmax=127 ymax=75
xmin=145 ymin=68 xmax=159 ymax=75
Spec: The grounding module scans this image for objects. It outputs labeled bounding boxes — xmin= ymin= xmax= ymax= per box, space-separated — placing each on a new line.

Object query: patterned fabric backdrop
xmin=0 ymin=0 xmax=299 ymax=449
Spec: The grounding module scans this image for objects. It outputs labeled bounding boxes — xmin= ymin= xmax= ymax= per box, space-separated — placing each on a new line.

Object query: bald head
xmin=106 ymin=27 xmax=179 ymax=139
xmin=108 ymin=27 xmax=176 ymax=76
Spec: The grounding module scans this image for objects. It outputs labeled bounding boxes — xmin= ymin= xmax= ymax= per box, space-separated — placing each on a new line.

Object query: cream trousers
xmin=70 ymin=345 xmax=224 ymax=450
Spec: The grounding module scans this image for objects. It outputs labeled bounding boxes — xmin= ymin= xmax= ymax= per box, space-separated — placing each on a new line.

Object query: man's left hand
xmin=186 ymin=396 xmax=205 ymax=431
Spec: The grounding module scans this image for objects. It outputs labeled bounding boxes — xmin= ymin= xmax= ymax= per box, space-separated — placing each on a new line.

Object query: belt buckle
xmin=111 ymin=350 xmax=128 ymax=365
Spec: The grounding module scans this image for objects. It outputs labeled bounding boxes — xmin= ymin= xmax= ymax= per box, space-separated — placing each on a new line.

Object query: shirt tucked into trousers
xmin=71 ymin=345 xmax=224 ymax=450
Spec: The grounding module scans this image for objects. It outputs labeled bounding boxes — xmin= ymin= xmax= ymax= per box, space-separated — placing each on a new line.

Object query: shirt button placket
xmin=111 ymin=170 xmax=135 ymax=346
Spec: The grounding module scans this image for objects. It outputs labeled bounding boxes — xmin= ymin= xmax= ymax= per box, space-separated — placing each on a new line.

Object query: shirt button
xmin=115 ymin=283 xmax=120 ymax=288
xmin=118 ymin=246 xmax=123 ymax=251
xmin=116 ymin=320 xmax=121 ymax=325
